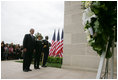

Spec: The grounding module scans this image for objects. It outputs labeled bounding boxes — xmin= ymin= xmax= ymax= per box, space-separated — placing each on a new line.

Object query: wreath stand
xmin=96 ymin=34 xmax=115 ymax=79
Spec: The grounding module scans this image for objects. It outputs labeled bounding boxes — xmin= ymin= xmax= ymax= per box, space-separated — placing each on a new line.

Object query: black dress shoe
xmin=37 ymin=67 xmax=40 ymax=69
xmin=23 ymin=69 xmax=28 ymax=72
xmin=28 ymin=69 xmax=32 ymax=71
xmin=42 ymin=65 xmax=47 ymax=67
xmin=34 ymin=67 xmax=40 ymax=69
xmin=34 ymin=67 xmax=37 ymax=69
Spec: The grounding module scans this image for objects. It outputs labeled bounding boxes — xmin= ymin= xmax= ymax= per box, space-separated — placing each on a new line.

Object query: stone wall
xmin=62 ymin=1 xmax=117 ymax=74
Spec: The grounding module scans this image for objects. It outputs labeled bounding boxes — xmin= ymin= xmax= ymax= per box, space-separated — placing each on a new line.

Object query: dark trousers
xmin=23 ymin=51 xmax=33 ymax=70
xmin=34 ymin=52 xmax=41 ymax=68
xmin=42 ymin=50 xmax=49 ymax=66
xmin=1 ymin=52 xmax=4 ymax=60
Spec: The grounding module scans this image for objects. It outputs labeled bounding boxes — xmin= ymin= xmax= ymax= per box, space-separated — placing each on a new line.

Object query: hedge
xmin=47 ymin=56 xmax=63 ymax=64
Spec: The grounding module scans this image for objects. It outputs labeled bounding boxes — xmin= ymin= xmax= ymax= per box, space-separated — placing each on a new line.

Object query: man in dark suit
xmin=42 ymin=36 xmax=50 ymax=67
xmin=23 ymin=28 xmax=36 ymax=72
xmin=34 ymin=34 xmax=43 ymax=69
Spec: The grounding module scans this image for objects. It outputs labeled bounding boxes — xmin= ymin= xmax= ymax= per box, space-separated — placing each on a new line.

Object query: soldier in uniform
xmin=34 ymin=34 xmax=43 ymax=69
xmin=42 ymin=36 xmax=50 ymax=67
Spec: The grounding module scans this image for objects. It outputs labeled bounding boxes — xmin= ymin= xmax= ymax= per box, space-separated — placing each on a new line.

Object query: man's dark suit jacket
xmin=23 ymin=34 xmax=35 ymax=53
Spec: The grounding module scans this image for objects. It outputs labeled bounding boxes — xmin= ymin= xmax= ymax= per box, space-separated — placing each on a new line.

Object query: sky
xmin=1 ymin=1 xmax=64 ymax=45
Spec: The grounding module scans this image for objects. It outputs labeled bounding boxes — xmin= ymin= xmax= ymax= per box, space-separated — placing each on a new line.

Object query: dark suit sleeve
xmin=47 ymin=41 xmax=49 ymax=48
xmin=35 ymin=40 xmax=37 ymax=50
xmin=23 ymin=34 xmax=28 ymax=49
xmin=49 ymin=42 xmax=51 ymax=47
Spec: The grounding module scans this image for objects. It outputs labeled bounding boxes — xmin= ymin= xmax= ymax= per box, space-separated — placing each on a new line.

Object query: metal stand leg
xmin=111 ymin=43 xmax=114 ymax=78
xmin=96 ymin=51 xmax=106 ymax=79
xmin=111 ymin=28 xmax=115 ymax=79
xmin=96 ymin=37 xmax=109 ymax=79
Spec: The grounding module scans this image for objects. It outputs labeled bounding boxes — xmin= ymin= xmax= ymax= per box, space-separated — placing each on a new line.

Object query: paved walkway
xmin=1 ymin=60 xmax=116 ymax=79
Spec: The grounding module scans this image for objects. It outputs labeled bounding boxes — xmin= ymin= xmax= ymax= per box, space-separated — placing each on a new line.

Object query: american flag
xmin=60 ymin=29 xmax=63 ymax=57
xmin=55 ymin=29 xmax=63 ymax=57
xmin=49 ymin=30 xmax=56 ymax=56
xmin=49 ymin=29 xmax=63 ymax=57
xmin=55 ymin=30 xmax=61 ymax=57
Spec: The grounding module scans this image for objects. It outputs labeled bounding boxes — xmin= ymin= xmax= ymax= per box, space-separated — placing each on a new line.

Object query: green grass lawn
xmin=15 ymin=60 xmax=62 ymax=68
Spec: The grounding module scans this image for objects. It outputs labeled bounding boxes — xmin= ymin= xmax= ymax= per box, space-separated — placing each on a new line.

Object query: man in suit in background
xmin=23 ymin=28 xmax=36 ymax=72
xmin=42 ymin=36 xmax=51 ymax=67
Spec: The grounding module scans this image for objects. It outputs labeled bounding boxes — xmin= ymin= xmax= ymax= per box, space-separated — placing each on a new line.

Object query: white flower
xmin=88 ymin=27 xmax=93 ymax=35
xmin=82 ymin=5 xmax=96 ymax=41
xmin=82 ymin=7 xmax=96 ymax=26
xmin=87 ymin=35 xmax=91 ymax=42
xmin=85 ymin=29 xmax=91 ymax=42
xmin=85 ymin=1 xmax=92 ymax=8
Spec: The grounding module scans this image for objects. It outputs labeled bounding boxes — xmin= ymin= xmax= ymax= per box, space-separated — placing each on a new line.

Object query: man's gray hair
xmin=30 ymin=28 xmax=34 ymax=32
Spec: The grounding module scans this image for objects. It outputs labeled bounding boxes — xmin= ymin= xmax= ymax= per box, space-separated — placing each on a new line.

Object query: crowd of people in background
xmin=1 ymin=41 xmax=23 ymax=60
